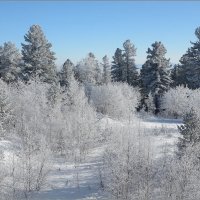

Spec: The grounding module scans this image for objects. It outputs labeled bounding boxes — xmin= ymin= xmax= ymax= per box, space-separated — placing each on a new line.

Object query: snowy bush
xmin=161 ymin=85 xmax=200 ymax=117
xmin=0 ymin=80 xmax=53 ymax=199
xmin=0 ymin=79 xmax=14 ymax=136
xmin=102 ymin=125 xmax=154 ymax=200
xmin=58 ymin=77 xmax=98 ymax=160
xmin=156 ymin=144 xmax=200 ymax=200
xmin=11 ymin=81 xmax=52 ymax=193
xmin=74 ymin=52 xmax=102 ymax=85
xmin=90 ymin=82 xmax=140 ymax=119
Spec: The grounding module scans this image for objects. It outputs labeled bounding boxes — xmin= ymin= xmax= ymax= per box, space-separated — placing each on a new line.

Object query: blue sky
xmin=0 ymin=1 xmax=200 ymax=67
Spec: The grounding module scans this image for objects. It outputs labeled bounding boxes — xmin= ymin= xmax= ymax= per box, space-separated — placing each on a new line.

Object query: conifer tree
xmin=0 ymin=42 xmax=21 ymax=83
xmin=171 ymin=64 xmax=189 ymax=87
xmin=178 ymin=27 xmax=200 ymax=89
xmin=111 ymin=48 xmax=124 ymax=82
xmin=102 ymin=55 xmax=111 ymax=84
xmin=111 ymin=40 xmax=138 ymax=86
xmin=21 ymin=24 xmax=57 ymax=83
xmin=59 ymin=59 xmax=74 ymax=89
xmin=140 ymin=41 xmax=172 ymax=113
xmin=123 ymin=40 xmax=138 ymax=86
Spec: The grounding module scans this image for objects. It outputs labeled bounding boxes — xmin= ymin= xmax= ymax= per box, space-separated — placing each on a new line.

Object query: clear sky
xmin=0 ymin=1 xmax=200 ymax=67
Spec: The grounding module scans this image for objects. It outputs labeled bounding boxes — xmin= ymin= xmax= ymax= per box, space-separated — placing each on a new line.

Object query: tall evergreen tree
xmin=170 ymin=64 xmax=187 ymax=87
xmin=178 ymin=27 xmax=200 ymax=89
xmin=140 ymin=41 xmax=172 ymax=113
xmin=0 ymin=42 xmax=21 ymax=83
xmin=123 ymin=40 xmax=138 ymax=86
xmin=59 ymin=59 xmax=74 ymax=89
xmin=102 ymin=55 xmax=111 ymax=84
xmin=111 ymin=40 xmax=138 ymax=86
xmin=111 ymin=48 xmax=124 ymax=82
xmin=21 ymin=24 xmax=57 ymax=83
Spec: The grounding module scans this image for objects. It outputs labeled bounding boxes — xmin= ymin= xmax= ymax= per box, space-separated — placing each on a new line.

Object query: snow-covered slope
xmin=30 ymin=116 xmax=181 ymax=200
xmin=31 ymin=146 xmax=106 ymax=200
xmin=0 ymin=116 xmax=181 ymax=200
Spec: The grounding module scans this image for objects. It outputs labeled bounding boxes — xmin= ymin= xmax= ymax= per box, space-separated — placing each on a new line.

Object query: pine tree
xmin=0 ymin=42 xmax=21 ymax=83
xmin=140 ymin=41 xmax=172 ymax=113
xmin=170 ymin=64 xmax=187 ymax=87
xmin=93 ymin=59 xmax=102 ymax=86
xmin=102 ymin=55 xmax=111 ymax=84
xmin=59 ymin=59 xmax=74 ymax=89
xmin=21 ymin=24 xmax=57 ymax=83
xmin=178 ymin=27 xmax=200 ymax=89
xmin=111 ymin=48 xmax=124 ymax=82
xmin=123 ymin=40 xmax=138 ymax=86
xmin=177 ymin=108 xmax=200 ymax=155
xmin=145 ymin=92 xmax=155 ymax=113
xmin=111 ymin=40 xmax=138 ymax=86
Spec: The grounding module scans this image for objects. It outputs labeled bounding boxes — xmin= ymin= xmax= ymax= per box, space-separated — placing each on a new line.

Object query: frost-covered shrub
xmin=11 ymin=81 xmax=52 ymax=192
xmin=90 ymin=82 xmax=140 ymax=119
xmin=0 ymin=80 xmax=14 ymax=136
xmin=0 ymin=80 xmax=53 ymax=199
xmin=102 ymin=125 xmax=154 ymax=200
xmin=59 ymin=77 xmax=97 ymax=160
xmin=9 ymin=80 xmax=50 ymax=138
xmin=157 ymin=143 xmax=200 ymax=200
xmin=161 ymin=85 xmax=200 ymax=117
xmin=74 ymin=52 xmax=102 ymax=85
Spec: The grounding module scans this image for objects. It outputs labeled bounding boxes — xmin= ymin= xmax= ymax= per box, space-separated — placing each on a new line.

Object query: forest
xmin=0 ymin=24 xmax=200 ymax=200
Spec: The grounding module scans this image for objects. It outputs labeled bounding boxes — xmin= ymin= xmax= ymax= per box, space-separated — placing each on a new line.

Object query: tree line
xmin=1 ymin=24 xmax=200 ymax=199
xmin=1 ymin=24 xmax=200 ymax=113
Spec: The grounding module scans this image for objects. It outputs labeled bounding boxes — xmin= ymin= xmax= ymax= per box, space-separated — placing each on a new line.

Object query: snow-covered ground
xmin=141 ymin=116 xmax=182 ymax=159
xmin=31 ymin=146 xmax=106 ymax=200
xmin=1 ymin=116 xmax=182 ymax=200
